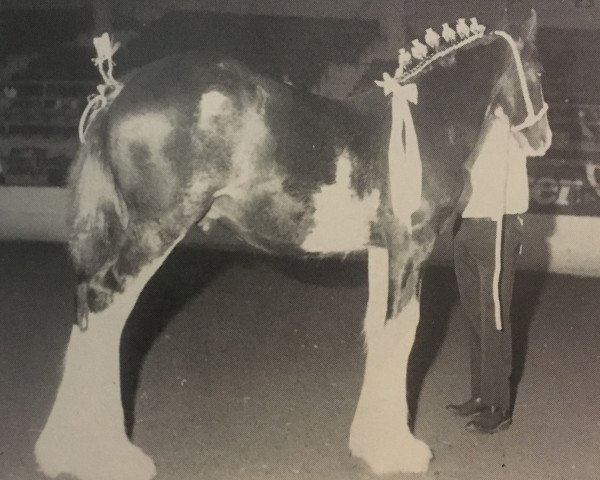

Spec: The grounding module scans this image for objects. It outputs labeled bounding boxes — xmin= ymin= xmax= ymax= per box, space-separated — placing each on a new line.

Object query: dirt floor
xmin=1 ymin=241 xmax=599 ymax=480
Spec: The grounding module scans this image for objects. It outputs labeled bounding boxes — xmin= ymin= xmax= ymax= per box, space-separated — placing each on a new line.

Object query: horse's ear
xmin=497 ymin=8 xmax=510 ymax=31
xmin=520 ymin=8 xmax=538 ymax=44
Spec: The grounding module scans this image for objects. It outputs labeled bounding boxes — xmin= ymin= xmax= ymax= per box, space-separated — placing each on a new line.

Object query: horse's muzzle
xmin=516 ymin=117 xmax=552 ymax=157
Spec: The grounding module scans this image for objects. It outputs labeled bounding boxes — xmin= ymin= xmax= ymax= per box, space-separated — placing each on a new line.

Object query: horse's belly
xmin=300 ymin=190 xmax=379 ymax=253
xmin=201 ymin=181 xmax=379 ymax=255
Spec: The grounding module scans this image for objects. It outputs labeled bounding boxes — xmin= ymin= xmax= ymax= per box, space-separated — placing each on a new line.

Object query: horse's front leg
xmin=35 ymin=239 xmax=181 ymax=480
xmin=349 ymin=245 xmax=432 ymax=475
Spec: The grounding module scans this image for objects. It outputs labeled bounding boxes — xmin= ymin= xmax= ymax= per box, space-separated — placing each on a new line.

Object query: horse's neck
xmin=341 ymin=88 xmax=392 ymax=156
xmin=343 ymin=88 xmax=391 ymax=123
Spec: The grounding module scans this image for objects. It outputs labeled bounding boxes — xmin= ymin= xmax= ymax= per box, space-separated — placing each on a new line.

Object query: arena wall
xmin=2 ymin=187 xmax=600 ymax=277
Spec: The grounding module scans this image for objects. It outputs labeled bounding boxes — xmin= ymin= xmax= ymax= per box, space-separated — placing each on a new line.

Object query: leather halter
xmin=493 ymin=30 xmax=548 ymax=132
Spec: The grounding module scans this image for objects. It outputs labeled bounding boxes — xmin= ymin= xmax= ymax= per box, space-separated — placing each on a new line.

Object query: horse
xmin=35 ymin=11 xmax=551 ymax=480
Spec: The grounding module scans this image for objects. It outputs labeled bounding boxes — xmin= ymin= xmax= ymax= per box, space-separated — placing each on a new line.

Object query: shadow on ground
xmin=3 ymin=240 xmax=599 ymax=480
xmin=121 ymin=248 xmax=237 ymax=434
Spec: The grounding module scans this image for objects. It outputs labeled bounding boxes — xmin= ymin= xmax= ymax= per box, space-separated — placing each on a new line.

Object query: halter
xmin=493 ymin=30 xmax=548 ymax=132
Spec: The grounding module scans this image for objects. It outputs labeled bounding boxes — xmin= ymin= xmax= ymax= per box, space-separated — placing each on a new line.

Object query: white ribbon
xmin=92 ymin=32 xmax=121 ymax=85
xmin=79 ymin=33 xmax=123 ymax=143
xmin=375 ymin=73 xmax=422 ymax=227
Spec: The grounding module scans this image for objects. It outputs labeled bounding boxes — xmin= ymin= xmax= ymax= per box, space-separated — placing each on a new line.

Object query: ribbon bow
xmin=92 ymin=33 xmax=121 ymax=85
xmin=79 ymin=33 xmax=123 ymax=143
xmin=375 ymin=73 xmax=422 ymax=228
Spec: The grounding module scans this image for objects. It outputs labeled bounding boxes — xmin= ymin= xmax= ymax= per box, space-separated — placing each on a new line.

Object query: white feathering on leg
xmin=351 ymin=255 xmax=432 ymax=474
xmin=35 ymin=238 xmax=183 ymax=480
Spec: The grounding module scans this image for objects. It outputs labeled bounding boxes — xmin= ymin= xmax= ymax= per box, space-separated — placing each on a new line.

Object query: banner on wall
xmin=527 ymin=102 xmax=600 ymax=216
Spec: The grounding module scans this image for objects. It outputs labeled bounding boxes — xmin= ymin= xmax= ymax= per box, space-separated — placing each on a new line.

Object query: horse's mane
xmin=346 ymin=26 xmax=515 ymax=176
xmin=397 ymin=33 xmax=499 ymax=86
xmin=349 ymin=22 xmax=516 ymax=118
xmin=414 ymin=35 xmax=511 ymax=117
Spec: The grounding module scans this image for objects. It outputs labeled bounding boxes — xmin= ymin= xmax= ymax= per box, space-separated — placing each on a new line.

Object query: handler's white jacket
xmin=462 ymin=114 xmax=529 ymax=219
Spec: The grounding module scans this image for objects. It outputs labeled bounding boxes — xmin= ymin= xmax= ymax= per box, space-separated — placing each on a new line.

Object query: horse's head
xmin=494 ymin=9 xmax=552 ymax=156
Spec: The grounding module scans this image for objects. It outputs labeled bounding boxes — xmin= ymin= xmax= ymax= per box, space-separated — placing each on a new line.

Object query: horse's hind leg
xmin=349 ymin=245 xmax=433 ymax=475
xmin=35 ymin=222 xmax=185 ymax=480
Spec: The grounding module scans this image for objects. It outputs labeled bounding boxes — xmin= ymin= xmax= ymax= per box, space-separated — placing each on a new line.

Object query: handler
xmin=447 ymin=107 xmax=528 ymax=434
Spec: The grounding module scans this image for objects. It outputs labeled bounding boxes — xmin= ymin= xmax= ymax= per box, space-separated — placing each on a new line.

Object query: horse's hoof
xmin=350 ymin=431 xmax=432 ymax=475
xmin=35 ymin=431 xmax=157 ymax=480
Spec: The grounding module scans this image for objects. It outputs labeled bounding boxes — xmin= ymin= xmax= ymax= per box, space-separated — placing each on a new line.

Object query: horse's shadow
xmin=120 ymin=244 xmax=366 ymax=435
xmin=407 ymin=265 xmax=458 ymax=429
xmin=120 ymin=239 xmax=548 ymax=436
xmin=120 ymin=245 xmax=238 ymax=435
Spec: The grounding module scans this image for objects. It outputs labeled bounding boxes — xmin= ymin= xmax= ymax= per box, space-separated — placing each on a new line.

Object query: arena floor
xmin=1 ymin=241 xmax=599 ymax=480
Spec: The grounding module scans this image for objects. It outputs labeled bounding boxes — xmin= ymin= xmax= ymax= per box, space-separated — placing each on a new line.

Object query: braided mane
xmin=395 ymin=18 xmax=500 ymax=85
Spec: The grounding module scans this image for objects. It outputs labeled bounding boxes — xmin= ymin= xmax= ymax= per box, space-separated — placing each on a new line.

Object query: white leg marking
xmin=362 ymin=246 xmax=389 ymax=341
xmin=35 ymin=241 xmax=181 ymax=480
xmin=350 ymin=247 xmax=432 ymax=474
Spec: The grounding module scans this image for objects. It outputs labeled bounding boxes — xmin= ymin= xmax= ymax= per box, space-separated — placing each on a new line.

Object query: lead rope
xmin=491 ymin=107 xmax=511 ymax=331
xmin=489 ymin=31 xmax=548 ymax=330
xmin=492 ymin=216 xmax=505 ymax=330
xmin=492 ymin=214 xmax=505 ymax=331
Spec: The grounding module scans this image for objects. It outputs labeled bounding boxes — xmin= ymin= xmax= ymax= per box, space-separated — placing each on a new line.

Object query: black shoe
xmin=446 ymin=397 xmax=487 ymax=417
xmin=465 ymin=406 xmax=512 ymax=434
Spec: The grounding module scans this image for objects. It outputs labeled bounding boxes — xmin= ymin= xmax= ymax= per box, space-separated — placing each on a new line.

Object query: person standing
xmin=447 ymin=107 xmax=528 ymax=433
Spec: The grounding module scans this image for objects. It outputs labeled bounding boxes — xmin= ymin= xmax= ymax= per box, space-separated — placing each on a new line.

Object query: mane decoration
xmin=395 ymin=17 xmax=488 ymax=84
xmin=78 ymin=33 xmax=124 ymax=143
xmin=374 ymin=17 xmax=492 ymax=232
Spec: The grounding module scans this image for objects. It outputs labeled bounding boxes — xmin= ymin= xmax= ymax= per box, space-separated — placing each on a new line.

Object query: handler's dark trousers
xmin=453 ymin=215 xmax=523 ymax=413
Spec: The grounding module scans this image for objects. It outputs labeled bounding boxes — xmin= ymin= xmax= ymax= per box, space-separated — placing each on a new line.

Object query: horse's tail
xmin=67 ymin=107 xmax=129 ymax=327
